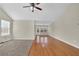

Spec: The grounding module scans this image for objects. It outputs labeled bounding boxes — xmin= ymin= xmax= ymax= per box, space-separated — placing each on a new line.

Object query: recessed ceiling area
xmin=0 ymin=3 xmax=70 ymax=24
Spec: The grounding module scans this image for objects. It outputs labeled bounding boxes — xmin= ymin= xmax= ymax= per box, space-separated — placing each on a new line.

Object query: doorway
xmin=35 ymin=25 xmax=48 ymax=36
xmin=35 ymin=25 xmax=48 ymax=47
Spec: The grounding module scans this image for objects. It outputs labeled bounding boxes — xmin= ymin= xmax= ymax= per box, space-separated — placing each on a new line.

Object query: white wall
xmin=0 ymin=8 xmax=13 ymax=43
xmin=13 ymin=20 xmax=35 ymax=40
xmin=50 ymin=4 xmax=79 ymax=48
xmin=48 ymin=22 xmax=55 ymax=35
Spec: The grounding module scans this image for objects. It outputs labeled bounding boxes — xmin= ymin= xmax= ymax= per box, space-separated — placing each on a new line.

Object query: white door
xmin=35 ymin=25 xmax=48 ymax=35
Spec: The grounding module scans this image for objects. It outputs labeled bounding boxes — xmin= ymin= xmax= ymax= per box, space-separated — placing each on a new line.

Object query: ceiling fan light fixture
xmin=23 ymin=3 xmax=42 ymax=12
xmin=30 ymin=6 xmax=34 ymax=12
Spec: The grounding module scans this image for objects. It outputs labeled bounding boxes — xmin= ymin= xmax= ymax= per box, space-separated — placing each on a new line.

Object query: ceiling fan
xmin=23 ymin=3 xmax=42 ymax=12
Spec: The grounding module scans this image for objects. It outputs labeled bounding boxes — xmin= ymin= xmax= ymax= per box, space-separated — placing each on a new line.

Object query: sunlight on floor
xmin=36 ymin=36 xmax=48 ymax=47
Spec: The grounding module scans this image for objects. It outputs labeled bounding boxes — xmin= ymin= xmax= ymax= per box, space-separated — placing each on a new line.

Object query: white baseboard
xmin=13 ymin=37 xmax=35 ymax=40
xmin=49 ymin=34 xmax=79 ymax=49
xmin=14 ymin=38 xmax=34 ymax=40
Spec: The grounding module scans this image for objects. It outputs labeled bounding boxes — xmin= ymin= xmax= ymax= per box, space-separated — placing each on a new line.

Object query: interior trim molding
xmin=49 ymin=34 xmax=79 ymax=49
xmin=13 ymin=38 xmax=34 ymax=40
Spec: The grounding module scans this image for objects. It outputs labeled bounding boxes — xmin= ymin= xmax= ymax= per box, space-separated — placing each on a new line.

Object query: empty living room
xmin=0 ymin=3 xmax=79 ymax=56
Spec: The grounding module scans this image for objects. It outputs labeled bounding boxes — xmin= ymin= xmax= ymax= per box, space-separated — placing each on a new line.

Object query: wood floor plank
xmin=28 ymin=35 xmax=79 ymax=56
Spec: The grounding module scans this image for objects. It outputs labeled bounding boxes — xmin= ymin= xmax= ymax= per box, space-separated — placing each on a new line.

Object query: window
xmin=1 ymin=20 xmax=10 ymax=36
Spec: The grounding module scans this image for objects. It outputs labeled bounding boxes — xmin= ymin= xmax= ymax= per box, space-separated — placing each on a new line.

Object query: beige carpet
xmin=0 ymin=40 xmax=32 ymax=56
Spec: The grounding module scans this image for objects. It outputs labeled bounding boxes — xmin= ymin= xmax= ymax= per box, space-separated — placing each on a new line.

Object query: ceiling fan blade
xmin=35 ymin=6 xmax=42 ymax=11
xmin=36 ymin=3 xmax=40 ymax=5
xmin=23 ymin=6 xmax=30 ymax=8
xmin=30 ymin=3 xmax=35 ymax=6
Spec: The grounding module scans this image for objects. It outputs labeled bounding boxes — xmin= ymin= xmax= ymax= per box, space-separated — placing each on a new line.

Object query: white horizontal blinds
xmin=1 ymin=20 xmax=10 ymax=36
xmin=35 ymin=25 xmax=48 ymax=35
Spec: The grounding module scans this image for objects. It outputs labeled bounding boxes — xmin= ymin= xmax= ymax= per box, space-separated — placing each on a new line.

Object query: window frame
xmin=1 ymin=20 xmax=10 ymax=36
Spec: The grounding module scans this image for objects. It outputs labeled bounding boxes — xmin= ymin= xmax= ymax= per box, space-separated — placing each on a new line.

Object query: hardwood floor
xmin=28 ymin=35 xmax=79 ymax=56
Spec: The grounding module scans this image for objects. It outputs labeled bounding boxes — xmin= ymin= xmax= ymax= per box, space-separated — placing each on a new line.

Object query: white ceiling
xmin=0 ymin=3 xmax=70 ymax=24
